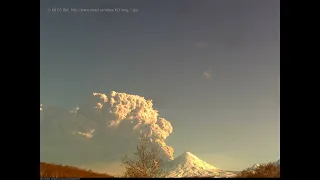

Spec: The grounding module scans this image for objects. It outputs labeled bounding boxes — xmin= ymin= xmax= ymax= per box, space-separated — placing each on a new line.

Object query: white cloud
xmin=73 ymin=129 xmax=95 ymax=139
xmin=195 ymin=41 xmax=210 ymax=48
xmin=202 ymin=68 xmax=212 ymax=80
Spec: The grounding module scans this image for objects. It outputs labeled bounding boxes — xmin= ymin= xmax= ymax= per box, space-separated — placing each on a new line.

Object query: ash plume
xmin=40 ymin=91 xmax=174 ymax=165
xmin=92 ymin=91 xmax=174 ymax=160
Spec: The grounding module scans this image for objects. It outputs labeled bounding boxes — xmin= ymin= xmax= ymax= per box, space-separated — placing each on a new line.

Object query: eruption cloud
xmin=93 ymin=91 xmax=174 ymax=160
xmin=40 ymin=91 xmax=174 ymax=164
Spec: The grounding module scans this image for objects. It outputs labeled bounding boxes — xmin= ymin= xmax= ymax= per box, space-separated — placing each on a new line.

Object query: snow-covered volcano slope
xmin=161 ymin=152 xmax=236 ymax=178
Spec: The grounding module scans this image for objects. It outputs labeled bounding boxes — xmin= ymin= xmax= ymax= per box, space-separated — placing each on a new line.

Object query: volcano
xmin=161 ymin=152 xmax=236 ymax=178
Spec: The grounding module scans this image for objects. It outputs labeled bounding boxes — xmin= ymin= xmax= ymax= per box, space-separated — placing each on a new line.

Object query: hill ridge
xmin=40 ymin=162 xmax=113 ymax=178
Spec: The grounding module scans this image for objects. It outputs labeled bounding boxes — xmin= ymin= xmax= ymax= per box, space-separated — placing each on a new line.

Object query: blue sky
xmin=40 ymin=0 xmax=280 ymax=171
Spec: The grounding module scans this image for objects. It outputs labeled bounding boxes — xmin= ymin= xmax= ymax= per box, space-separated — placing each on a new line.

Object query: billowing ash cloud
xmin=40 ymin=91 xmax=174 ymax=165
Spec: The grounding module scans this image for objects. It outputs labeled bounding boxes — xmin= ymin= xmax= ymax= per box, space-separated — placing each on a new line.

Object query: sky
xmin=40 ymin=0 xmax=280 ymax=171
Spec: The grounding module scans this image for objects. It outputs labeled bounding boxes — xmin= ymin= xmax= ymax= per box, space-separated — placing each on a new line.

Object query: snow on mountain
xmin=246 ymin=163 xmax=261 ymax=171
xmin=246 ymin=159 xmax=280 ymax=172
xmin=161 ymin=152 xmax=236 ymax=178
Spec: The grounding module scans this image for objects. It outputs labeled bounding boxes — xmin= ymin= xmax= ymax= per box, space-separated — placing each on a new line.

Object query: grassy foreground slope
xmin=40 ymin=162 xmax=113 ymax=178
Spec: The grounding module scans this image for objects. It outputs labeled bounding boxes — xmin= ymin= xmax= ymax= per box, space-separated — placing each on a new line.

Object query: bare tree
xmin=121 ymin=135 xmax=166 ymax=178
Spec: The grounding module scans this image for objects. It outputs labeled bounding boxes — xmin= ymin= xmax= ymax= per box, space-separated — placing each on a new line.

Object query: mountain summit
xmin=172 ymin=152 xmax=219 ymax=170
xmin=161 ymin=151 xmax=235 ymax=178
